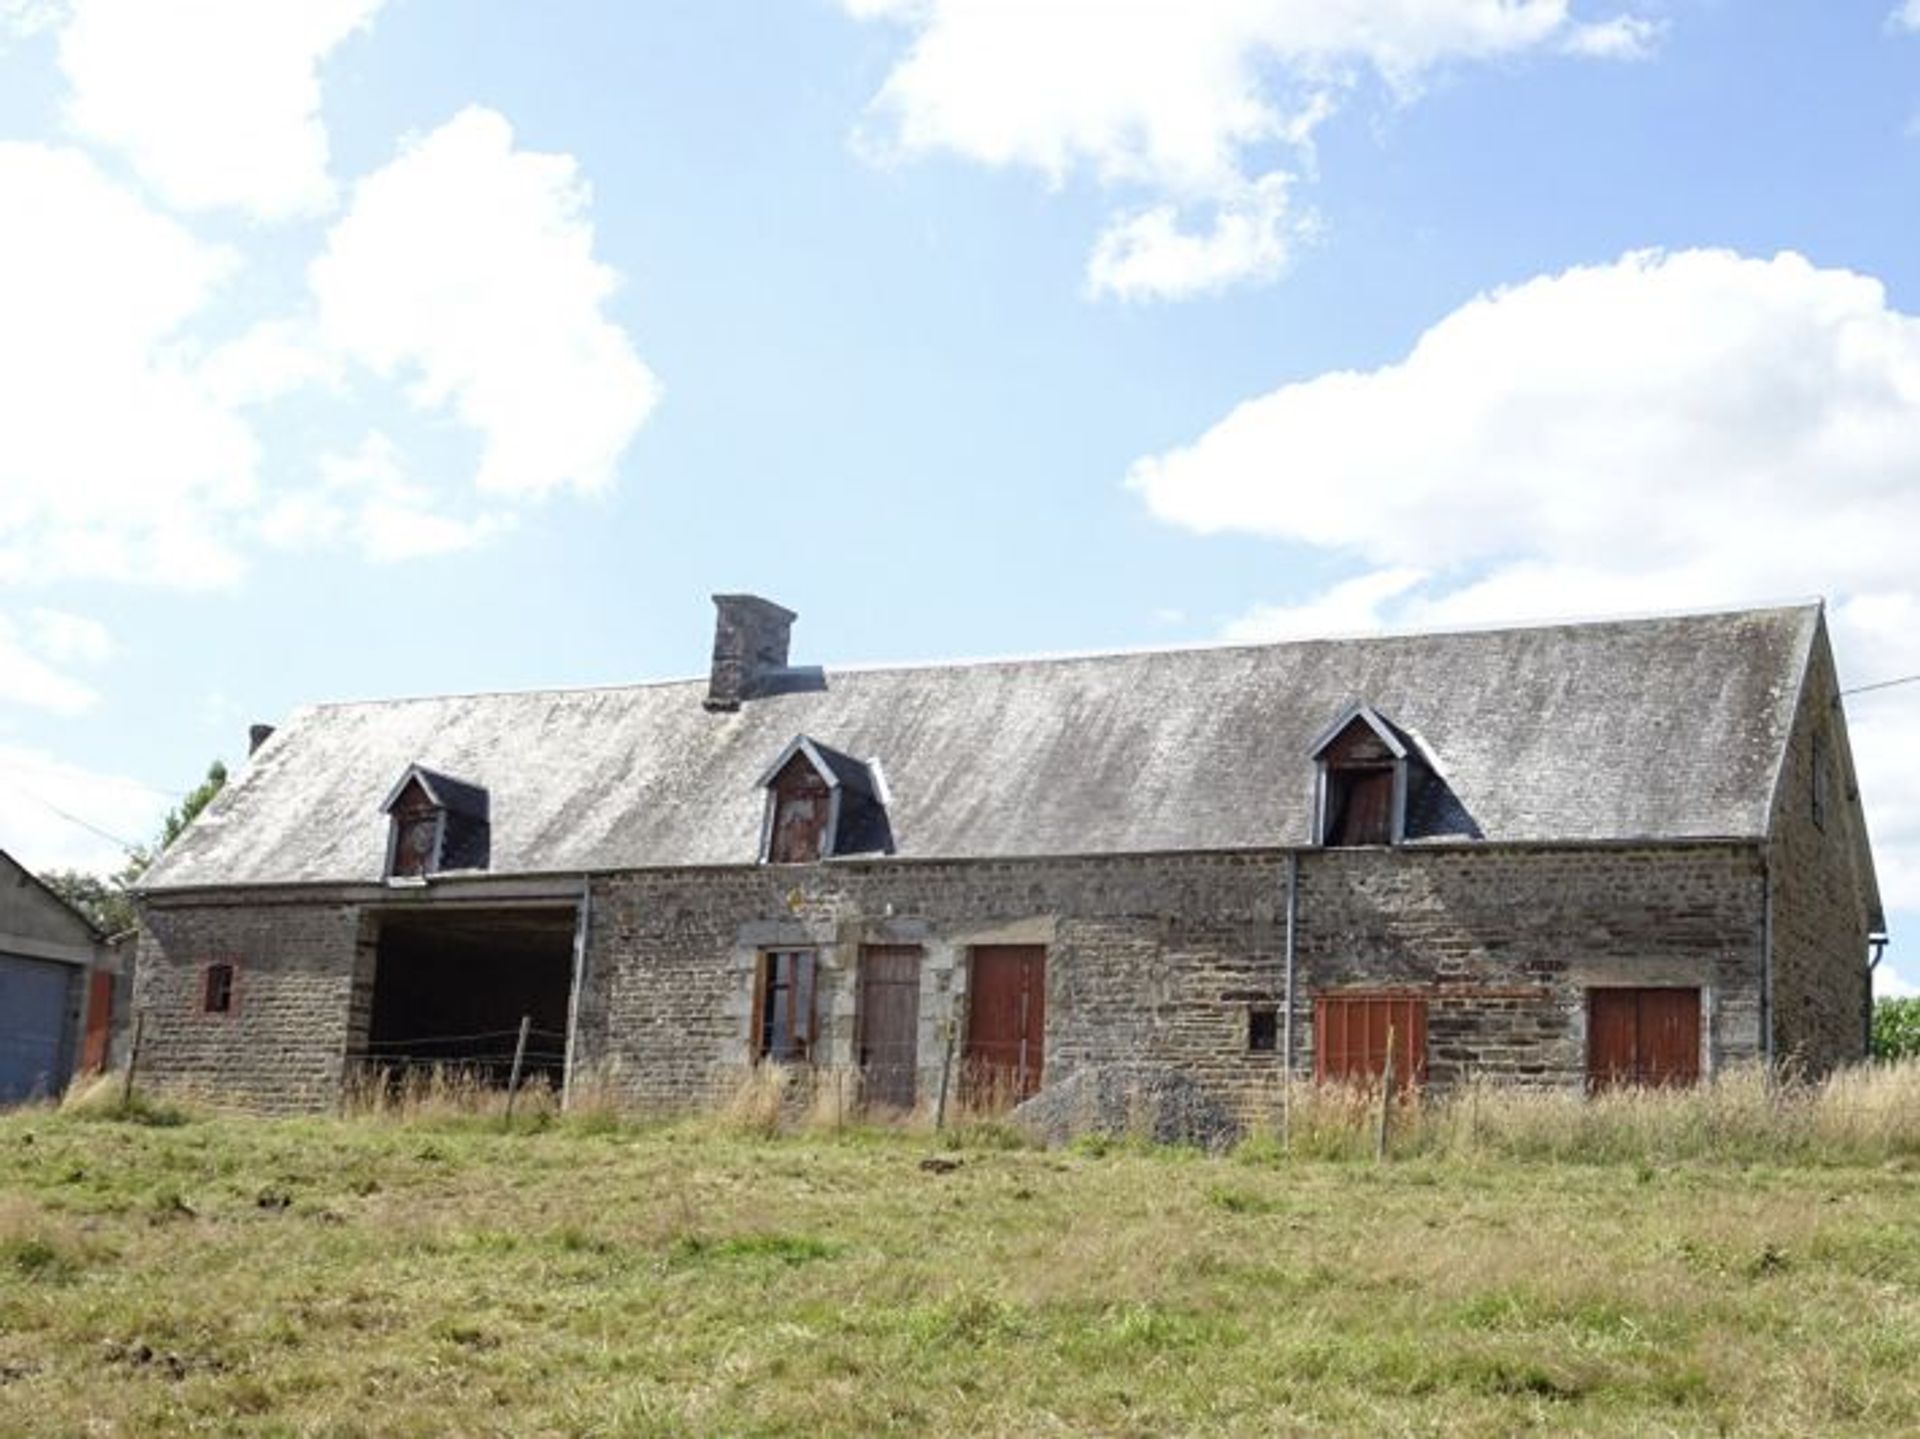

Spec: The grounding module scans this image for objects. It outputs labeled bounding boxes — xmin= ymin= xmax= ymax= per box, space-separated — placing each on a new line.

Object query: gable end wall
xmin=1766 ymin=623 xmax=1877 ymax=1073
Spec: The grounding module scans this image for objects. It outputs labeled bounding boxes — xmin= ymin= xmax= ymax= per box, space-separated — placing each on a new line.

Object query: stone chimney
xmin=704 ymin=595 xmax=797 ymax=712
xmin=248 ymin=723 xmax=276 ymax=755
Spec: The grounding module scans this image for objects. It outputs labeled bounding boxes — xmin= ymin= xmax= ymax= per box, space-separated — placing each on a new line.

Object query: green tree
xmin=1874 ymin=996 xmax=1920 ymax=1062
xmin=37 ymin=759 xmax=227 ymax=936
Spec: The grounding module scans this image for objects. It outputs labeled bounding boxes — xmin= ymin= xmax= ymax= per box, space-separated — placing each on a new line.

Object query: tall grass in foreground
xmin=58 ymin=1057 xmax=1920 ymax=1166
xmin=1252 ymin=1059 xmax=1920 ymax=1166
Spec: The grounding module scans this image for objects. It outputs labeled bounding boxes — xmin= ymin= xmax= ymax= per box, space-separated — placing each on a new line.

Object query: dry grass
xmin=338 ymin=1063 xmax=563 ymax=1124
xmin=0 ymin=1096 xmax=1915 ymax=1437
xmin=1 ymin=1074 xmax=1917 ymax=1437
xmin=1241 ymin=1059 xmax=1920 ymax=1166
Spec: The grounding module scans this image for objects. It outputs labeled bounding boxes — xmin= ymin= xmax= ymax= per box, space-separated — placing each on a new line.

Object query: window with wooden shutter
xmin=767 ymin=757 xmax=832 ymax=863
xmin=1309 ymin=709 xmax=1418 ymax=847
xmin=1327 ymin=768 xmax=1394 ymax=845
xmin=754 ymin=950 xmax=819 ymax=1063
xmin=1314 ymin=993 xmax=1426 ymax=1091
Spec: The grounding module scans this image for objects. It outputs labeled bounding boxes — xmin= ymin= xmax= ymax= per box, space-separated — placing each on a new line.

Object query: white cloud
xmin=1133 ymin=249 xmax=1920 ymax=584
xmin=0 ymin=109 xmax=656 ymax=580
xmin=0 ymin=742 xmax=168 ymax=872
xmin=310 ymin=106 xmax=661 ymax=500
xmin=1560 ymin=15 xmax=1663 ymax=58
xmin=1223 ymin=567 xmax=1428 ymax=642
xmin=260 ymin=432 xmax=513 ymax=562
xmin=1892 ymin=2 xmax=1920 ymax=36
xmin=1137 ymin=248 xmax=1920 ymax=910
xmin=1088 ymin=171 xmax=1309 ymax=302
xmin=0 ymin=142 xmax=257 ymax=589
xmin=57 ymin=0 xmax=384 ymax=220
xmin=0 ymin=612 xmax=105 ymax=715
xmin=200 ymin=319 xmax=345 ymax=408
xmin=845 ymin=0 xmax=1655 ymax=299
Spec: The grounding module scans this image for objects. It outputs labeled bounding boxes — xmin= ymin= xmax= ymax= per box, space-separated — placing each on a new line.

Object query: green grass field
xmin=2 ymin=1097 xmax=1917 ymax=1437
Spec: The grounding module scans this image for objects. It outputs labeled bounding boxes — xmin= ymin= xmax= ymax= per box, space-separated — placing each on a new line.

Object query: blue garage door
xmin=0 ymin=953 xmax=77 ymax=1104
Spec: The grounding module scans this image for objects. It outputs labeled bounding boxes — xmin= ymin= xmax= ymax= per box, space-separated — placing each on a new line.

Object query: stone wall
xmin=578 ymin=853 xmax=1284 ymax=1109
xmin=576 ymin=843 xmax=1771 ymax=1109
xmin=1767 ymin=621 xmax=1877 ymax=1074
xmin=1295 ymin=845 xmax=1766 ymax=1087
xmin=132 ymin=898 xmax=363 ymax=1112
xmin=134 ymin=840 xmax=1781 ymax=1113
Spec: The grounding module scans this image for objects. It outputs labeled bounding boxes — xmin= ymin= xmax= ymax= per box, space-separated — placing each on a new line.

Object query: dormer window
xmin=380 ymin=765 xmax=490 ymax=878
xmin=756 ymin=736 xmax=893 ymax=863
xmin=1309 ymin=706 xmax=1423 ymax=848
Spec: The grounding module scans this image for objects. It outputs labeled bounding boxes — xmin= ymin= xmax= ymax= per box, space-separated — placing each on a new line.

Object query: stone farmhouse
xmin=131 ymin=597 xmax=1884 ymax=1113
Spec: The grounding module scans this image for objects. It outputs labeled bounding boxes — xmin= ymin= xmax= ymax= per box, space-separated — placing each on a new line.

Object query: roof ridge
xmin=294 ymin=599 xmax=1822 ymax=711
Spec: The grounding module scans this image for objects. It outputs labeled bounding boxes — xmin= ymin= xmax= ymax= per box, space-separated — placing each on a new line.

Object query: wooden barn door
xmin=965 ymin=945 xmax=1046 ymax=1106
xmin=1313 ymin=994 xmax=1427 ymax=1092
xmin=859 ymin=946 xmax=921 ymax=1111
xmin=1588 ymin=988 xmax=1701 ymax=1090
xmin=79 ymin=969 xmax=114 ymax=1074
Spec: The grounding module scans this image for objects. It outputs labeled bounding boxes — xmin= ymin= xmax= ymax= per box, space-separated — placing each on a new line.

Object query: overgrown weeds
xmin=56 ymin=1073 xmax=192 ymax=1128
xmin=51 ymin=1056 xmax=1920 ymax=1169
xmin=1239 ymin=1059 xmax=1920 ymax=1166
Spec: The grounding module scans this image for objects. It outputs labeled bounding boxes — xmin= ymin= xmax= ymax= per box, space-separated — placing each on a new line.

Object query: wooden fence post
xmin=935 ymin=1019 xmax=957 ymax=1131
xmin=1376 ymin=1024 xmax=1397 ymax=1163
xmin=119 ymin=1010 xmax=146 ymax=1116
xmin=503 ymin=1014 xmax=531 ymax=1123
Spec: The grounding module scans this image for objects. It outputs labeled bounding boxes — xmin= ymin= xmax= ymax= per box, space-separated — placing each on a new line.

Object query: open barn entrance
xmin=362 ymin=907 xmax=576 ymax=1089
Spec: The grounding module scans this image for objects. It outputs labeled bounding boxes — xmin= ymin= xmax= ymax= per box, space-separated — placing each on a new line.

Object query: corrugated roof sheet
xmin=141 ymin=604 xmax=1817 ymax=889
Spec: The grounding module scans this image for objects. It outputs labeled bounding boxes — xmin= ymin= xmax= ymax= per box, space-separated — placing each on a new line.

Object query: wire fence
xmin=342 ymin=1018 xmax=571 ymax=1116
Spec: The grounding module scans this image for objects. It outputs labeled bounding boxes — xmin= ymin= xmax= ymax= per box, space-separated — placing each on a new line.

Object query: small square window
xmin=1248 ymin=1005 xmax=1278 ymax=1053
xmin=202 ymin=962 xmax=235 ymax=1015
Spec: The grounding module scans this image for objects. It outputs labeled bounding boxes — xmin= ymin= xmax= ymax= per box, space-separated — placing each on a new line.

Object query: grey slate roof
xmin=141 ymin=604 xmax=1819 ymax=890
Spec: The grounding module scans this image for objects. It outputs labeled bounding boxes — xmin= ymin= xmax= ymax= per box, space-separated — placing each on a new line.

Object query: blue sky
xmin=0 ymin=1 xmax=1915 ymax=994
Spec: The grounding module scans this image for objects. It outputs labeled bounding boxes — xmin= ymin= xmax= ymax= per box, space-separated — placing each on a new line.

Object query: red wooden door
xmin=1338 ymin=770 xmax=1395 ymax=845
xmin=1587 ymin=989 xmax=1641 ymax=1089
xmin=79 ymin=969 xmax=113 ymax=1073
xmin=1587 ymin=988 xmax=1700 ymax=1090
xmin=1637 ymin=989 xmax=1701 ymax=1086
xmin=965 ymin=945 xmax=1046 ymax=1106
xmin=1314 ymin=994 xmax=1427 ymax=1091
xmin=859 ymin=946 xmax=921 ymax=1111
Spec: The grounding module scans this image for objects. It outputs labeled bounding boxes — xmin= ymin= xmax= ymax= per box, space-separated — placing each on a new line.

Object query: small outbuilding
xmin=1 ymin=849 xmax=119 ymax=1103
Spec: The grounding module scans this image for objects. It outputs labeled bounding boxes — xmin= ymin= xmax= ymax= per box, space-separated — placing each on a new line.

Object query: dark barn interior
xmin=365 ymin=907 xmax=576 ymax=1087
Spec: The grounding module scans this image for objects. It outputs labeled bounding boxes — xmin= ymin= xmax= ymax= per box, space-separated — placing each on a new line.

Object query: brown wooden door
xmin=859 ymin=946 xmax=921 ymax=1111
xmin=79 ymin=969 xmax=113 ymax=1073
xmin=965 ymin=945 xmax=1046 ymax=1106
xmin=1587 ymin=988 xmax=1701 ymax=1090
xmin=1337 ymin=770 xmax=1395 ymax=845
xmin=1587 ymin=989 xmax=1641 ymax=1089
xmin=1314 ymin=994 xmax=1427 ymax=1091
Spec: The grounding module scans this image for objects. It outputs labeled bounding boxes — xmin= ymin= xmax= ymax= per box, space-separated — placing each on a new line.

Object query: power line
xmin=0 ymin=757 xmax=185 ymax=800
xmin=1840 ymin=673 xmax=1920 ymax=698
xmin=0 ymin=781 xmax=144 ymax=853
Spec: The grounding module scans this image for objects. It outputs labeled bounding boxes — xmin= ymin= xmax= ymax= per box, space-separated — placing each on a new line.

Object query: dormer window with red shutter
xmin=380 ymin=765 xmax=491 ymax=878
xmin=1309 ymin=706 xmax=1420 ymax=847
xmin=755 ymin=736 xmax=893 ymax=863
